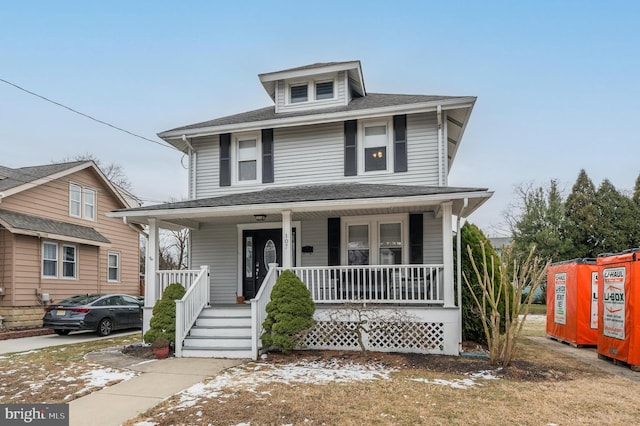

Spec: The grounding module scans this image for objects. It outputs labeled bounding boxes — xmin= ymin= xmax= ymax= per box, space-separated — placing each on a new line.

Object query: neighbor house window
xmin=315 ymin=81 xmax=334 ymax=100
xmin=83 ymin=188 xmax=96 ymax=221
xmin=69 ymin=183 xmax=97 ymax=220
xmin=43 ymin=242 xmax=58 ymax=278
xmin=108 ymin=252 xmax=119 ymax=282
xmin=290 ymin=84 xmax=308 ymax=103
xmin=237 ymin=137 xmax=258 ymax=181
xmin=69 ymin=184 xmax=82 ymax=217
xmin=62 ymin=245 xmax=77 ymax=278
xmin=363 ymin=122 xmax=390 ymax=172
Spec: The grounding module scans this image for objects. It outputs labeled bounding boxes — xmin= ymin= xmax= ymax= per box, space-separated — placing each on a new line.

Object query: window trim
xmin=42 ymin=241 xmax=58 ymax=278
xmin=289 ymin=83 xmax=309 ymax=103
xmin=358 ymin=118 xmax=394 ymax=174
xmin=61 ymin=244 xmax=77 ymax=279
xmin=83 ymin=188 xmax=96 ymax=221
xmin=108 ymin=252 xmax=120 ymax=283
xmin=231 ymin=132 xmax=262 ymax=185
xmin=69 ymin=184 xmax=82 ymax=218
xmin=286 ymin=77 xmax=337 ymax=106
xmin=340 ymin=214 xmax=408 ymax=265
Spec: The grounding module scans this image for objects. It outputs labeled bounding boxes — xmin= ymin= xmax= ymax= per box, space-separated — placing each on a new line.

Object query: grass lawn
xmin=125 ymin=315 xmax=640 ymax=425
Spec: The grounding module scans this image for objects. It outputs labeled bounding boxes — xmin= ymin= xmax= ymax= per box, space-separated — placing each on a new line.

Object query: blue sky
xmin=2 ymin=1 xmax=638 ymax=236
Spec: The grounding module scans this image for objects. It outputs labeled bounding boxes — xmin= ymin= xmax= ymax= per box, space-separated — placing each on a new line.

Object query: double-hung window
xmin=108 ymin=252 xmax=120 ymax=282
xmin=69 ymin=183 xmax=96 ymax=220
xmin=84 ymin=188 xmax=96 ymax=220
xmin=43 ymin=242 xmax=58 ymax=278
xmin=343 ymin=215 xmax=407 ymax=265
xmin=69 ymin=184 xmax=82 ymax=217
xmin=237 ymin=137 xmax=258 ymax=182
xmin=362 ymin=121 xmax=391 ymax=172
xmin=62 ymin=245 xmax=77 ymax=278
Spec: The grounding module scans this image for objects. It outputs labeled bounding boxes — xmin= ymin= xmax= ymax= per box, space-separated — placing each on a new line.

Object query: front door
xmin=242 ymin=229 xmax=282 ymax=300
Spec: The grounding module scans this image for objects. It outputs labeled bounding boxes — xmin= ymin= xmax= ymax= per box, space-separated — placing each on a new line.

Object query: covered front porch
xmin=109 ymin=183 xmax=492 ymax=359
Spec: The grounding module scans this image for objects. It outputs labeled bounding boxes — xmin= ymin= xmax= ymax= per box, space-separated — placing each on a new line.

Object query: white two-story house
xmin=110 ymin=61 xmax=492 ymax=359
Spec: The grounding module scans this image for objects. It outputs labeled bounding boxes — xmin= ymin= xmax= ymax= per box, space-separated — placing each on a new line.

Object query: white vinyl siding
xmin=190 ymin=223 xmax=238 ymax=303
xmin=191 ymin=112 xmax=440 ymax=198
xmin=300 ymin=219 xmax=327 ymax=267
xmin=423 ymin=212 xmax=443 ymax=264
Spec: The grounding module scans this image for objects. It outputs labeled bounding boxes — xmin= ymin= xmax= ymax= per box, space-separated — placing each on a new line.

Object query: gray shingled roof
xmin=160 ymin=93 xmax=464 ymax=134
xmin=0 ymin=161 xmax=86 ymax=192
xmin=259 ymin=61 xmax=355 ymax=76
xmin=0 ymin=209 xmax=110 ymax=244
xmin=117 ymin=183 xmax=488 ymax=213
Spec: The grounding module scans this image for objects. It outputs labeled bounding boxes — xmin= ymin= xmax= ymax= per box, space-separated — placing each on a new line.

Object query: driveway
xmin=0 ymin=329 xmax=141 ymax=354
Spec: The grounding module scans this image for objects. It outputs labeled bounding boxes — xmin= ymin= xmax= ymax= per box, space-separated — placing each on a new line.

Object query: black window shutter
xmin=328 ymin=217 xmax=341 ymax=266
xmin=219 ymin=133 xmax=231 ymax=187
xmin=262 ymin=128 xmax=274 ymax=183
xmin=344 ymin=120 xmax=357 ymax=176
xmin=409 ymin=213 xmax=423 ymax=264
xmin=394 ymin=115 xmax=407 ymax=172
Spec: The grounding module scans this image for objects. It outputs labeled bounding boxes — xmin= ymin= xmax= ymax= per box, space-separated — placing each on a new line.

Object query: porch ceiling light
xmin=254 ymin=214 xmax=267 ymax=222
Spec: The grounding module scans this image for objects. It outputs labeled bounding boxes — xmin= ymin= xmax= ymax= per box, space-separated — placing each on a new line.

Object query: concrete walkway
xmin=70 ymin=351 xmax=243 ymax=426
xmin=0 ymin=330 xmax=141 ymax=354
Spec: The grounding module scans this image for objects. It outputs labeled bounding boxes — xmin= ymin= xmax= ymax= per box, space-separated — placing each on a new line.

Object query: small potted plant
xmin=151 ymin=337 xmax=170 ymax=359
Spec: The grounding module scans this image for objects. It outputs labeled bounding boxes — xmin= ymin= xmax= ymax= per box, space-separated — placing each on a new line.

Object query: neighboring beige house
xmin=0 ymin=161 xmax=142 ymax=329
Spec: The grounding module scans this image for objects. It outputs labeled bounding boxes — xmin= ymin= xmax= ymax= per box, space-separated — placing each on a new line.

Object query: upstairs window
xmin=70 ymin=184 xmax=82 ymax=217
xmin=84 ymin=188 xmax=96 ymax=221
xmin=363 ymin=123 xmax=389 ymax=172
xmin=69 ymin=183 xmax=96 ymax=221
xmin=290 ymin=84 xmax=308 ymax=103
xmin=237 ymin=138 xmax=258 ymax=181
xmin=315 ymin=81 xmax=334 ymax=100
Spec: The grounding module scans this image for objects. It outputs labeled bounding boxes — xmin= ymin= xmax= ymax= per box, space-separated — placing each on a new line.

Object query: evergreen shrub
xmin=261 ymin=270 xmax=315 ymax=353
xmin=143 ymin=283 xmax=186 ymax=344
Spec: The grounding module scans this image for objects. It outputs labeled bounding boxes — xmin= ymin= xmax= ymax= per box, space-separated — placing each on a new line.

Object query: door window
xmin=264 ymin=240 xmax=277 ymax=265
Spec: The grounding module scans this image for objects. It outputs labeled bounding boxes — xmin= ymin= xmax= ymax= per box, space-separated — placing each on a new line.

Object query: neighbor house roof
xmin=0 ymin=161 xmax=86 ymax=193
xmin=0 ymin=208 xmax=111 ymax=246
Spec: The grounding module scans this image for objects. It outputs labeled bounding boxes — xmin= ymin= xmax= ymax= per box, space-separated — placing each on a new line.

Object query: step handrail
xmin=250 ymin=263 xmax=278 ymax=361
xmin=175 ymin=265 xmax=210 ymax=358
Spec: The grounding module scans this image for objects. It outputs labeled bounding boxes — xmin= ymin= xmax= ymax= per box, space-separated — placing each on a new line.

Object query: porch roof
xmin=109 ymin=183 xmax=492 ymax=227
xmin=0 ymin=208 xmax=111 ymax=246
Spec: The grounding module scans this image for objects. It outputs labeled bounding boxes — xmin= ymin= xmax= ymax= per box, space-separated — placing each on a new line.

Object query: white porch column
xmin=281 ymin=210 xmax=292 ymax=269
xmin=441 ymin=202 xmax=455 ymax=307
xmin=143 ymin=218 xmax=159 ymax=334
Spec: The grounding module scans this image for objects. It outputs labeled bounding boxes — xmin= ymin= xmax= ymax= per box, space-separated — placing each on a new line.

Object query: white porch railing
xmin=175 ymin=265 xmax=210 ymax=358
xmin=154 ymin=269 xmax=201 ymax=306
xmin=250 ymin=263 xmax=279 ymax=361
xmin=285 ymin=264 xmax=445 ymax=304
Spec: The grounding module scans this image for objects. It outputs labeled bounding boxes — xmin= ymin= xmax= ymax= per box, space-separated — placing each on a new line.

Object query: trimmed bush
xmin=143 ymin=283 xmax=186 ymax=344
xmin=261 ymin=270 xmax=315 ymax=353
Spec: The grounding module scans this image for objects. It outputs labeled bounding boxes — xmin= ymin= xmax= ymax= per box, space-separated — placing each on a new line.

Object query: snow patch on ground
xmin=411 ymin=369 xmax=501 ymax=389
xmin=174 ymin=360 xmax=397 ymax=409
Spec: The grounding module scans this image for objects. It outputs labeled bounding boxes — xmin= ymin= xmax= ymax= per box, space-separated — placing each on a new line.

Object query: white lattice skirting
xmin=299 ymin=306 xmax=460 ymax=355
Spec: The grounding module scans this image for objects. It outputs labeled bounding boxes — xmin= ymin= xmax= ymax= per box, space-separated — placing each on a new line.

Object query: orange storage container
xmin=597 ymin=250 xmax=640 ymax=369
xmin=546 ymin=259 xmax=598 ymax=346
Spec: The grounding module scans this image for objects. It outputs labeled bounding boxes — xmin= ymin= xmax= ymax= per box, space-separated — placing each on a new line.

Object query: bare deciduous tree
xmin=58 ymin=153 xmax=132 ymax=190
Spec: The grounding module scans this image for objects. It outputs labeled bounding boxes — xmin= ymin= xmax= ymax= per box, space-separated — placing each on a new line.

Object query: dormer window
xmin=290 ymin=84 xmax=308 ymax=103
xmin=315 ymin=81 xmax=334 ymax=100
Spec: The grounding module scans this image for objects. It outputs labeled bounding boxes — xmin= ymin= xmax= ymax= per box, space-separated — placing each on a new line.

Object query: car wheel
xmin=54 ymin=329 xmax=70 ymax=336
xmin=97 ymin=318 xmax=113 ymax=336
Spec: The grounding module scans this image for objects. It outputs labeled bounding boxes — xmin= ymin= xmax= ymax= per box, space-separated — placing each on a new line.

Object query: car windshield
xmin=57 ymin=294 xmax=102 ymax=306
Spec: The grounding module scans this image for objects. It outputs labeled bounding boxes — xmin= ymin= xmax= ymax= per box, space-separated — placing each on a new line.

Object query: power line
xmin=0 ymin=78 xmax=178 ymax=151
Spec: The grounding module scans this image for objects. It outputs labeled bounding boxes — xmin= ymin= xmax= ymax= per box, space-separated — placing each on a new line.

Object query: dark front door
xmin=242 ymin=229 xmax=282 ymax=300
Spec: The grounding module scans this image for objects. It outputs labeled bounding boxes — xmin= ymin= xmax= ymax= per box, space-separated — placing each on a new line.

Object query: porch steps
xmin=181 ymin=304 xmax=253 ymax=359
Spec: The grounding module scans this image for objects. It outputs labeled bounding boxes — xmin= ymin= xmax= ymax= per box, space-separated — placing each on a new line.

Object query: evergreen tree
xmin=593 ymin=179 xmax=638 ymax=253
xmin=454 ymin=222 xmax=502 ymax=344
xmin=634 ymin=173 xmax=640 ymax=205
xmin=565 ymin=169 xmax=598 ymax=258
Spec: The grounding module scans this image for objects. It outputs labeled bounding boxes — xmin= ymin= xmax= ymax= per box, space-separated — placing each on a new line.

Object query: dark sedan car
xmin=42 ymin=294 xmax=143 ymax=336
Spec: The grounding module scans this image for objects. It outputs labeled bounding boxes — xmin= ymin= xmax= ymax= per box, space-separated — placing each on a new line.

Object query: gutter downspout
xmin=437 ymin=105 xmax=443 ymax=186
xmin=182 ymin=135 xmax=196 ymax=199
xmin=457 ymin=197 xmax=468 ymax=353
